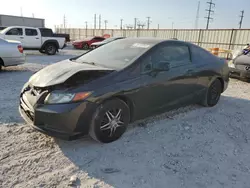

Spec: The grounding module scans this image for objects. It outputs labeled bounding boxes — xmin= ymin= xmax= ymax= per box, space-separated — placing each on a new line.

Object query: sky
xmin=1 ymin=0 xmax=250 ymax=30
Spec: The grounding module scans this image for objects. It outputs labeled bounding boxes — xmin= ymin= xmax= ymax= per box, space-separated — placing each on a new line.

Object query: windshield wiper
xmin=81 ymin=61 xmax=96 ymax=65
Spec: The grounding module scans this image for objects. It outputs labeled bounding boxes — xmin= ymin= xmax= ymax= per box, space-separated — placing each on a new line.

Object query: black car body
xmin=90 ymin=37 xmax=125 ymax=49
xmin=19 ymin=38 xmax=229 ymax=143
xmin=229 ymin=53 xmax=250 ymax=80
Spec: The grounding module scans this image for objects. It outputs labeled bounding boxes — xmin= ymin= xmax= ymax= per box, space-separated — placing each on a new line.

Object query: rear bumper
xmin=229 ymin=67 xmax=250 ymax=79
xmin=19 ymin=89 xmax=98 ymax=140
xmin=2 ymin=55 xmax=25 ymax=67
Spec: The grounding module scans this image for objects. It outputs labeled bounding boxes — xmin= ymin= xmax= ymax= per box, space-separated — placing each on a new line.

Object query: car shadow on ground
xmin=56 ymin=95 xmax=250 ymax=188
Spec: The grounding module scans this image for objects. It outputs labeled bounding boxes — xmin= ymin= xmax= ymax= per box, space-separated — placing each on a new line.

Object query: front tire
xmin=89 ymin=99 xmax=130 ymax=143
xmin=45 ymin=43 xmax=57 ymax=55
xmin=201 ymin=79 xmax=222 ymax=107
xmin=82 ymin=43 xmax=89 ymax=50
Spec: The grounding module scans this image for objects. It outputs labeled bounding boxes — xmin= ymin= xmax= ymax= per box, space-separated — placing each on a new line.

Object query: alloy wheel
xmin=100 ymin=109 xmax=124 ymax=137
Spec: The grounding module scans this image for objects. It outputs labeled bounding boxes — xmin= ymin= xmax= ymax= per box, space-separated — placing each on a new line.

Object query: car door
xmin=4 ymin=27 xmax=24 ymax=44
xmin=24 ymin=28 xmax=40 ymax=48
xmin=136 ymin=42 xmax=198 ymax=118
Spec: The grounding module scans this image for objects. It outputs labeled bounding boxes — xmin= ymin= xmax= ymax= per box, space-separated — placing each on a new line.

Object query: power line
xmin=120 ymin=19 xmax=123 ymax=29
xmin=195 ymin=1 xmax=200 ymax=29
xmin=146 ymin=17 xmax=151 ymax=29
xmin=137 ymin=21 xmax=145 ymax=29
xmin=104 ymin=20 xmax=108 ymax=29
xmin=239 ymin=10 xmax=244 ymax=29
xmin=205 ymin=0 xmax=215 ymax=29
xmin=99 ymin=14 xmax=101 ymax=29
xmin=134 ymin=18 xmax=137 ymax=29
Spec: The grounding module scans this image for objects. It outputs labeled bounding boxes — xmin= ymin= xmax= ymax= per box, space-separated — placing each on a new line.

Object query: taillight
xmin=18 ymin=44 xmax=23 ymax=53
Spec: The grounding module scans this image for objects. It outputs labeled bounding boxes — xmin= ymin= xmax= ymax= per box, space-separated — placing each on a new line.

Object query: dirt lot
xmin=1 ymin=51 xmax=250 ymax=188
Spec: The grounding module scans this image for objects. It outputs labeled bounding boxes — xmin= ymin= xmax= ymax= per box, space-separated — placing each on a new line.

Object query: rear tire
xmin=45 ymin=43 xmax=57 ymax=55
xmin=89 ymin=99 xmax=130 ymax=143
xmin=200 ymin=79 xmax=222 ymax=107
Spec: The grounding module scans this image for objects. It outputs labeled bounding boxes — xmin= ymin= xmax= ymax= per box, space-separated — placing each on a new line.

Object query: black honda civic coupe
xmin=19 ymin=38 xmax=229 ymax=143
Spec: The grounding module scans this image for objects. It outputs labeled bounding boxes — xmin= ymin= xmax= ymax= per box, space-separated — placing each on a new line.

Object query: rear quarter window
xmin=191 ymin=45 xmax=217 ymax=64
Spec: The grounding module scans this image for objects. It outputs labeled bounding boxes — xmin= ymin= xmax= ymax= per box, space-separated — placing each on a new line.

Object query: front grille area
xmin=236 ymin=64 xmax=250 ymax=71
xmin=20 ymin=85 xmax=48 ymax=122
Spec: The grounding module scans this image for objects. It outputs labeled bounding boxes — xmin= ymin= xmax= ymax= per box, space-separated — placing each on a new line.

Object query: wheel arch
xmin=98 ymin=95 xmax=135 ymax=123
xmin=41 ymin=40 xmax=59 ymax=50
xmin=217 ymin=77 xmax=224 ymax=93
xmin=208 ymin=76 xmax=224 ymax=93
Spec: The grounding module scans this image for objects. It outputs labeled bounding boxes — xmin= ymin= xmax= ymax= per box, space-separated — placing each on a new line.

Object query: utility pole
xmin=195 ymin=1 xmax=200 ymax=29
xmin=205 ymin=0 xmax=215 ymax=29
xmin=99 ymin=14 xmax=101 ymax=29
xmin=239 ymin=10 xmax=244 ymax=29
xmin=104 ymin=20 xmax=108 ymax=29
xmin=157 ymin=24 xmax=160 ymax=30
xmin=32 ymin=13 xmax=34 ymax=18
xmin=94 ymin=14 xmax=97 ymax=29
xmin=146 ymin=16 xmax=151 ymax=30
xmin=134 ymin=18 xmax=137 ymax=29
xmin=120 ymin=19 xmax=123 ymax=29
xmin=85 ymin=21 xmax=88 ymax=37
xmin=63 ymin=15 xmax=66 ymax=28
xmin=172 ymin=22 xmax=174 ymax=29
xmin=20 ymin=7 xmax=23 ymax=17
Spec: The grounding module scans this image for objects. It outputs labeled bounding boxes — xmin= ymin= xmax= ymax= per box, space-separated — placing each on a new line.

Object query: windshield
xmin=75 ymin=39 xmax=153 ymax=69
xmin=0 ymin=28 xmax=7 ymax=34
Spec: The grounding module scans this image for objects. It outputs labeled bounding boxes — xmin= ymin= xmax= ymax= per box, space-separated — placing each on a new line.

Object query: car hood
xmin=28 ymin=59 xmax=113 ymax=87
xmin=91 ymin=41 xmax=106 ymax=46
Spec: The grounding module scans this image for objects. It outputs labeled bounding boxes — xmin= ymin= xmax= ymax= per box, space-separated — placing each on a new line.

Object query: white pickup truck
xmin=0 ymin=26 xmax=66 ymax=55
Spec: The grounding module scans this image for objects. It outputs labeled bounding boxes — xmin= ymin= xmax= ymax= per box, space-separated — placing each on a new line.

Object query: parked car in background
xmin=0 ymin=37 xmax=25 ymax=71
xmin=229 ymin=44 xmax=250 ymax=81
xmin=72 ymin=36 xmax=105 ymax=50
xmin=19 ymin=38 xmax=229 ymax=143
xmin=90 ymin=37 xmax=125 ymax=49
xmin=0 ymin=26 xmax=65 ymax=55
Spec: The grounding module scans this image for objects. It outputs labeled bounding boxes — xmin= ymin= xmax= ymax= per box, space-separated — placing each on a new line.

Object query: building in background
xmin=0 ymin=14 xmax=45 ymax=28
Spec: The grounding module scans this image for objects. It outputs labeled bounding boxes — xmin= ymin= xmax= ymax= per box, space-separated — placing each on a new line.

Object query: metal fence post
xmin=227 ymin=29 xmax=235 ymax=59
xmin=197 ymin=29 xmax=202 ymax=46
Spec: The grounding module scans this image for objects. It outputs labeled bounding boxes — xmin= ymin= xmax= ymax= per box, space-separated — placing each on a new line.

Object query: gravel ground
xmin=1 ymin=51 xmax=250 ymax=188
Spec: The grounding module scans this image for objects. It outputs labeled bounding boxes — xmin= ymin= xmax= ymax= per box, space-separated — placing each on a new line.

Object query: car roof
xmin=118 ymin=37 xmax=185 ymax=45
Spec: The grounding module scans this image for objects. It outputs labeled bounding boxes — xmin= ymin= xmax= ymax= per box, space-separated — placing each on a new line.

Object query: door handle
xmin=35 ymin=38 xmax=39 ymax=39
xmin=20 ymin=37 xmax=24 ymax=39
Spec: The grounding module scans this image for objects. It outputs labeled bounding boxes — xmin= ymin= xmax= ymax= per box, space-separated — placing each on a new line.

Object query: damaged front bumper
xmin=19 ymin=85 xmax=98 ymax=140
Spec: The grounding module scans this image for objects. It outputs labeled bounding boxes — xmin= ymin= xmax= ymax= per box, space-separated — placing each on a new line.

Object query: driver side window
xmin=141 ymin=43 xmax=191 ymax=73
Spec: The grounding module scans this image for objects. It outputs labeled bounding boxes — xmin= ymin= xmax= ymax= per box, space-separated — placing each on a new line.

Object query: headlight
xmin=228 ymin=61 xmax=235 ymax=68
xmin=45 ymin=92 xmax=92 ymax=104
